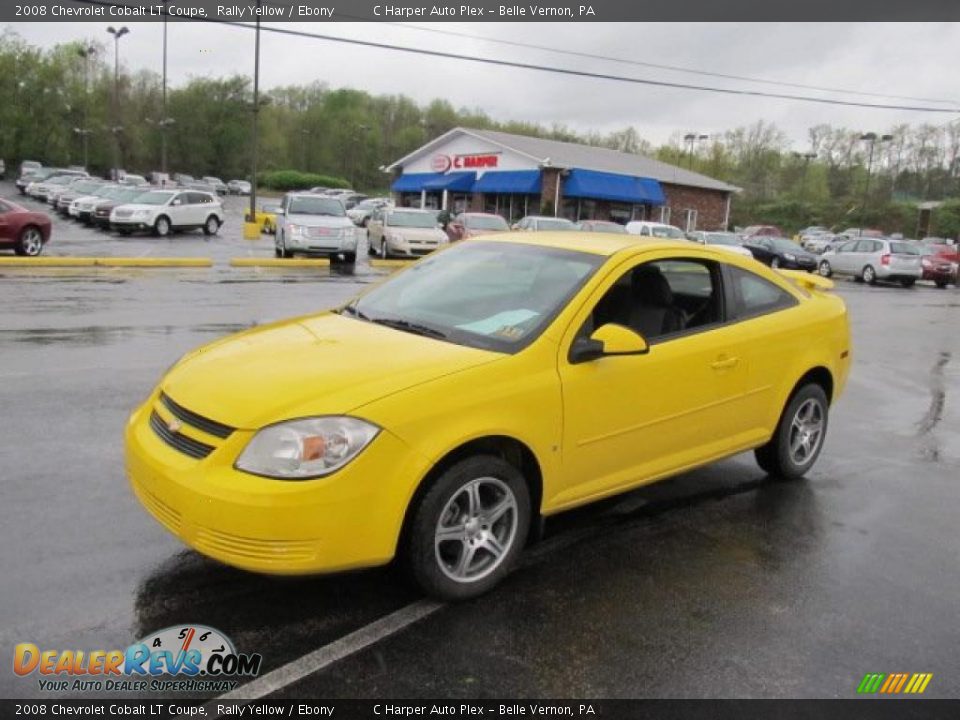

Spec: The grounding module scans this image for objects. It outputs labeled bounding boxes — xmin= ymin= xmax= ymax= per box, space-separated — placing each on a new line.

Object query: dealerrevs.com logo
xmin=14 ymin=625 xmax=262 ymax=693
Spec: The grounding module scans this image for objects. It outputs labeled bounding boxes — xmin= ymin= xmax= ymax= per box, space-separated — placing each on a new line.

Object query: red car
xmin=918 ymin=244 xmax=959 ymax=288
xmin=0 ymin=198 xmax=52 ymax=256
xmin=740 ymin=224 xmax=784 ymax=238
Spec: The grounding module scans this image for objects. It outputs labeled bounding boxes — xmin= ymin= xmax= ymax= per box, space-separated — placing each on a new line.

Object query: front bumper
xmin=111 ymin=219 xmax=152 ymax=232
xmin=124 ymin=394 xmax=429 ymax=575
xmin=387 ymin=238 xmax=446 ymax=257
xmin=287 ymin=231 xmax=359 ymax=255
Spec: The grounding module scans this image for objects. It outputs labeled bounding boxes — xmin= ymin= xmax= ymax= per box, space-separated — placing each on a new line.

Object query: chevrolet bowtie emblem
xmin=167 ymin=419 xmax=182 ymax=434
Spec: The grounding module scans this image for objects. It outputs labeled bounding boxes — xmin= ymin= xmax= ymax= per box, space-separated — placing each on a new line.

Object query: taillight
xmin=880 ymin=254 xmax=891 ymax=266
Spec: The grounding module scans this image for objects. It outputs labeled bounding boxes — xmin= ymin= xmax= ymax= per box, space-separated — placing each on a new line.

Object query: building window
xmin=660 ymin=206 xmax=672 ymax=224
xmin=683 ymin=208 xmax=698 ymax=232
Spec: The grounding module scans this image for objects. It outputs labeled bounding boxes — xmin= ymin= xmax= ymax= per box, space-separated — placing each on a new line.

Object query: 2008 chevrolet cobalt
xmin=126 ymin=234 xmax=851 ymax=600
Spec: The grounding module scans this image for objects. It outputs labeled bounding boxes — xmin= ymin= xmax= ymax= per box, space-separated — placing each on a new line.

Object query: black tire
xmin=15 ymin=226 xmax=44 ymax=257
xmin=754 ymin=383 xmax=829 ymax=480
xmin=341 ymin=252 xmax=356 ymax=264
xmin=862 ymin=265 xmax=877 ymax=285
xmin=277 ymin=233 xmax=293 ymax=259
xmin=404 ymin=455 xmax=531 ymax=601
xmin=935 ymin=280 xmax=948 ymax=289
xmin=154 ymin=215 xmax=171 ymax=237
xmin=380 ymin=238 xmax=389 ymax=259
xmin=202 ymin=215 xmax=220 ymax=236
xmin=900 ymin=278 xmax=916 ymax=288
xmin=818 ymin=260 xmax=832 ymax=278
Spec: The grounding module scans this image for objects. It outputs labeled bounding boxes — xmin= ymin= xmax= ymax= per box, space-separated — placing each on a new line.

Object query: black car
xmin=742 ymin=236 xmax=818 ymax=271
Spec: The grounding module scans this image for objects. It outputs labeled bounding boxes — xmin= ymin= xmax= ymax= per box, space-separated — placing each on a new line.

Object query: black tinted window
xmin=728 ymin=266 xmax=797 ymax=320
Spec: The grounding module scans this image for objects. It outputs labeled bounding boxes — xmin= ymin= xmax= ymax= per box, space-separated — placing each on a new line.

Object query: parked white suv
xmin=109 ymin=189 xmax=223 ymax=236
xmin=624 ymin=221 xmax=687 ymax=239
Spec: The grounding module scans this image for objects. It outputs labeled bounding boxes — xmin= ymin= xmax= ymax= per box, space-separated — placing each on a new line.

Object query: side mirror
xmin=569 ymin=324 xmax=649 ymax=364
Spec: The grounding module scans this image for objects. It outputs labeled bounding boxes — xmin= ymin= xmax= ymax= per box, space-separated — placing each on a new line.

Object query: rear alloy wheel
xmin=770 ymin=257 xmax=781 ymax=269
xmin=154 ymin=216 xmax=171 ymax=237
xmin=862 ymin=265 xmax=877 ymax=285
xmin=16 ymin=226 xmax=44 ymax=256
xmin=755 ymin=384 xmax=829 ymax=480
xmin=203 ymin=215 xmax=220 ymax=236
xmin=818 ymin=260 xmax=832 ymax=277
xmin=405 ymin=455 xmax=530 ymax=601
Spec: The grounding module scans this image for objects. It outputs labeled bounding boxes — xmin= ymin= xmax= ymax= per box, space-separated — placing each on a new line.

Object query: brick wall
xmin=539 ymin=168 xmax=563 ymax=214
xmin=661 ymin=184 xmax=731 ymax=231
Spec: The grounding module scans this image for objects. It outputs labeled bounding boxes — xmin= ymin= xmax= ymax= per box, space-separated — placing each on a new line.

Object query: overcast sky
xmin=6 ymin=21 xmax=960 ymax=148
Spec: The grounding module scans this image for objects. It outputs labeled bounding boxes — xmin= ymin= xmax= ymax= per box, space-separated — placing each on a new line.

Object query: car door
xmin=553 ymin=253 xmax=748 ymax=509
xmin=830 ymin=240 xmax=857 ymax=274
xmin=167 ymin=192 xmax=191 ymax=227
xmin=185 ymin=192 xmax=209 ymax=226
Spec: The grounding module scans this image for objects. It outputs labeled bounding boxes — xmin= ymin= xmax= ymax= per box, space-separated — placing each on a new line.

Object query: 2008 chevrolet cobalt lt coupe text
xmin=126 ymin=234 xmax=851 ymax=600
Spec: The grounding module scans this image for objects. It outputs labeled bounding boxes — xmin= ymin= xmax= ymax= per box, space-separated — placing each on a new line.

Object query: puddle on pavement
xmin=0 ymin=323 xmax=253 ymax=346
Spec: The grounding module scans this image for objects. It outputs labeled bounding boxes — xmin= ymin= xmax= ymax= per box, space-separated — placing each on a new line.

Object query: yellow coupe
xmin=126 ymin=234 xmax=851 ymax=600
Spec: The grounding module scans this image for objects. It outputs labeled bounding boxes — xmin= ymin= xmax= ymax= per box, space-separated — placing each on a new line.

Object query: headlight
xmin=288 ymin=224 xmax=306 ymax=236
xmin=235 ymin=417 xmax=379 ymax=479
xmin=132 ymin=210 xmax=149 ymax=219
xmin=784 ymin=253 xmax=796 ymax=261
xmin=390 ymin=233 xmax=404 ymax=244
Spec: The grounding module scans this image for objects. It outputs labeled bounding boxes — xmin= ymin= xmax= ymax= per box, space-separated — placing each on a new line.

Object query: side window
xmin=854 ymin=239 xmax=874 ymax=252
xmin=172 ymin=193 xmax=188 ymax=206
xmin=582 ymin=259 xmax=722 ymax=344
xmin=727 ymin=265 xmax=798 ymax=320
xmin=839 ymin=240 xmax=858 ymax=253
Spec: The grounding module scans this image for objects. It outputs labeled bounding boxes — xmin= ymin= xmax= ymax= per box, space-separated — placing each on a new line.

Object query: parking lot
xmin=1 ymin=181 xmax=959 ymax=700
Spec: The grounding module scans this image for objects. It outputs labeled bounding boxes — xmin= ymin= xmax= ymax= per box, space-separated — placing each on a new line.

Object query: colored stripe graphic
xmin=858 ymin=672 xmax=932 ymax=694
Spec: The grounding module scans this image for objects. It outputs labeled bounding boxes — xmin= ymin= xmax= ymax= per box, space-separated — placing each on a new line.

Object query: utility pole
xmin=161 ymin=0 xmax=169 ymax=174
xmin=248 ymin=4 xmax=261 ymax=222
xmin=76 ymin=45 xmax=96 ymax=169
xmin=858 ymin=132 xmax=893 ymax=236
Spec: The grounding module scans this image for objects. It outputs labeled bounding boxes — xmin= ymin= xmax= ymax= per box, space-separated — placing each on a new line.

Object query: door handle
xmin=710 ymin=356 xmax=740 ymax=370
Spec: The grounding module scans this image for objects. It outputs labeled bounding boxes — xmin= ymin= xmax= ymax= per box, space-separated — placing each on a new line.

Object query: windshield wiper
xmin=370 ymin=317 xmax=447 ymax=339
xmin=339 ymin=304 xmax=370 ymax=320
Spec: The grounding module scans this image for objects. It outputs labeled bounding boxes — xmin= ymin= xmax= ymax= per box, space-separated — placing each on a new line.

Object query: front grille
xmin=160 ymin=392 xmax=234 ymax=439
xmin=114 ymin=209 xmax=133 ymax=219
xmin=150 ymin=411 xmax=215 ymax=459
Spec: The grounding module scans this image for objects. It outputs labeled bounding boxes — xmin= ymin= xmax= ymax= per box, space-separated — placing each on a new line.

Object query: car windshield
xmin=767 ymin=238 xmax=802 ymax=252
xmin=706 ymin=233 xmax=739 ymax=246
xmin=387 ymin=211 xmax=439 ymax=228
xmin=135 ymin=191 xmax=176 ymax=205
xmin=288 ymin=196 xmax=345 ymax=216
xmin=346 ymin=241 xmax=603 ymax=353
xmin=535 ymin=218 xmax=575 ymax=231
xmin=890 ymin=242 xmax=920 ymax=255
xmin=649 ymin=225 xmax=685 ymax=239
xmin=465 ymin=215 xmax=510 ymax=231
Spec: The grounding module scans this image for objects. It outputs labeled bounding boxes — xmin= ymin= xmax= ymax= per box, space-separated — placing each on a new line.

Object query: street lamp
xmin=858 ymin=132 xmax=894 ymax=236
xmin=76 ymin=45 xmax=96 ymax=169
xmin=106 ymin=26 xmax=129 ymax=179
xmin=248 ymin=3 xmax=261 ymax=224
xmin=683 ymin=133 xmax=709 ymax=169
xmin=161 ymin=0 xmax=169 ymax=173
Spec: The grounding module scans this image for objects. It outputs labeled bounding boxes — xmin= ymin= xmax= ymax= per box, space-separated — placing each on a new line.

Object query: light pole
xmin=161 ymin=0 xmax=169 ymax=174
xmin=858 ymin=132 xmax=893 ymax=236
xmin=106 ymin=26 xmax=129 ymax=179
xmin=792 ymin=151 xmax=817 ymax=199
xmin=76 ymin=45 xmax=96 ymax=169
xmin=683 ymin=133 xmax=708 ymax=169
xmin=248 ymin=4 xmax=261 ymax=223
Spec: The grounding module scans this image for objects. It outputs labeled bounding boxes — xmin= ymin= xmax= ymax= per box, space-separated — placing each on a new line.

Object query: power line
xmin=336 ymin=18 xmax=960 ymax=107
xmin=64 ymin=1 xmax=960 ymax=114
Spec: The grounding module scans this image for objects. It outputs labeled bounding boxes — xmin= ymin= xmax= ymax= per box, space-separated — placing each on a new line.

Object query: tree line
xmin=1 ymin=30 xmax=957 ymax=236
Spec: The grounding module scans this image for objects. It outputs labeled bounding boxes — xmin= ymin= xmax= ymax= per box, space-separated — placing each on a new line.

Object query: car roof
xmin=391 ymin=207 xmax=436 ymax=213
xmin=480 ymin=232 xmax=695 ymax=256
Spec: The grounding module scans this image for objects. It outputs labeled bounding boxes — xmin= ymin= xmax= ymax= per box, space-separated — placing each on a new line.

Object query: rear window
xmin=890 ymin=242 xmax=919 ymax=255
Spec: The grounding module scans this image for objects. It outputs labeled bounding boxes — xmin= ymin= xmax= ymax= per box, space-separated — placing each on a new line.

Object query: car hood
xmin=286 ymin=213 xmax=354 ymax=228
xmin=161 ymin=312 xmax=500 ymax=429
xmin=73 ymin=194 xmax=107 ymax=205
xmin=388 ymin=226 xmax=447 ymax=242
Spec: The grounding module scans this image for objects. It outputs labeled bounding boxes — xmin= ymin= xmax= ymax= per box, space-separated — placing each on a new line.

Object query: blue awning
xmin=473 ymin=170 xmax=542 ymax=194
xmin=563 ymin=169 xmax=665 ymax=205
xmin=422 ymin=172 xmax=476 ymax=191
xmin=391 ymin=173 xmax=443 ymax=193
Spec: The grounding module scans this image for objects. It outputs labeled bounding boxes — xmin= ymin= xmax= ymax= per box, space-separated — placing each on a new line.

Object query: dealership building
xmin=386 ymin=127 xmax=740 ymax=231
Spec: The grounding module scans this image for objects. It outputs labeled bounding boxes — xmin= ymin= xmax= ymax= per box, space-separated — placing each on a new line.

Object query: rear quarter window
xmin=727 ymin=265 xmax=798 ymax=320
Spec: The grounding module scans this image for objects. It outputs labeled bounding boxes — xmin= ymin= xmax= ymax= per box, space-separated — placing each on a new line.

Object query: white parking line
xmin=208 ymin=599 xmax=443 ymax=707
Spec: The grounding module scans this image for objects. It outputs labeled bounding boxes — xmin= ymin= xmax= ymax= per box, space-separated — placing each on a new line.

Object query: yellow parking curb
xmin=369 ymin=259 xmax=414 ymax=268
xmin=230 ymin=258 xmax=330 ymax=267
xmin=0 ymin=257 xmax=211 ymax=267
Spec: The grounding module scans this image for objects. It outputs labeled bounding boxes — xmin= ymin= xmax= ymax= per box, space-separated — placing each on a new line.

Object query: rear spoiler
xmin=776 ymin=269 xmax=834 ymax=291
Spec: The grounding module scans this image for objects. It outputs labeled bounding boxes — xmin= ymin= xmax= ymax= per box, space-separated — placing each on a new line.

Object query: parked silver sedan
xmin=817 ymin=237 xmax=922 ymax=287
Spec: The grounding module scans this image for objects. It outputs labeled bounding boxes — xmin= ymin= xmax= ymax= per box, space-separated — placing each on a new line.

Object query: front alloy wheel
xmin=154 ymin=216 xmax=171 ymax=237
xmin=406 ymin=455 xmax=530 ymax=600
xmin=755 ymin=383 xmax=829 ymax=480
xmin=16 ymin=227 xmax=43 ymax=256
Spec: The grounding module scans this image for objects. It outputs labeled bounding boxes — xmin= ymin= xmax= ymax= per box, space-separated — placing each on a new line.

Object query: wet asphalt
xmin=1 ymin=183 xmax=958 ymax=700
